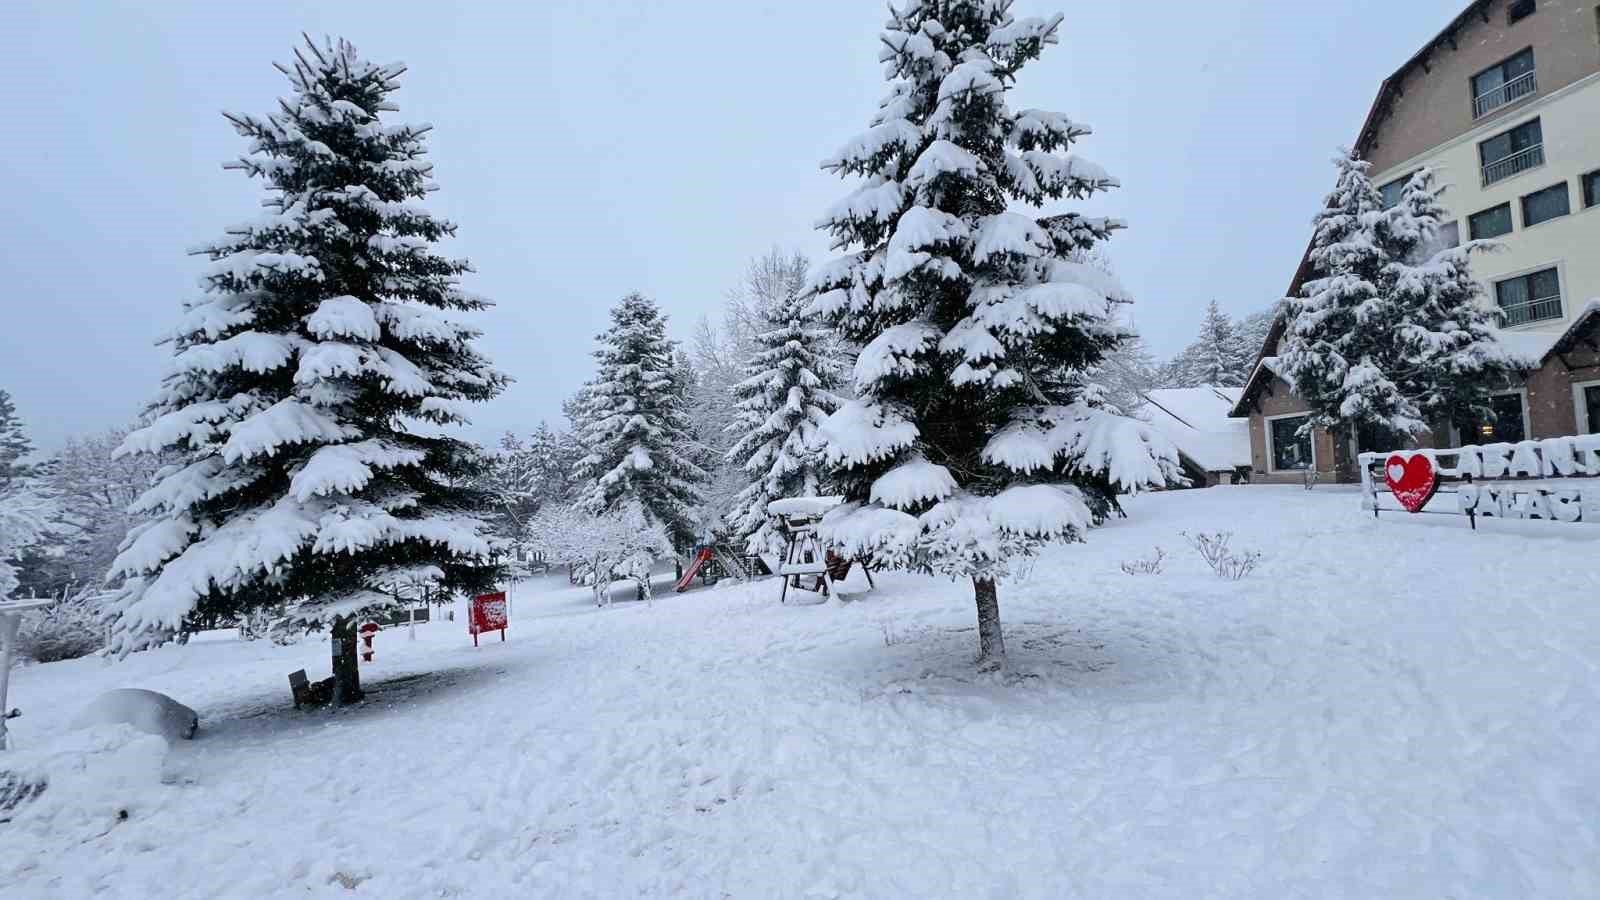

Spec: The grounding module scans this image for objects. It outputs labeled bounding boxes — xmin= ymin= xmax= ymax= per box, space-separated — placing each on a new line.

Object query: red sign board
xmin=470 ymin=591 xmax=507 ymax=646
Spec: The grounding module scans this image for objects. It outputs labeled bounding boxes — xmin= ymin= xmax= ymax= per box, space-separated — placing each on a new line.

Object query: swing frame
xmin=771 ymin=507 xmax=875 ymax=603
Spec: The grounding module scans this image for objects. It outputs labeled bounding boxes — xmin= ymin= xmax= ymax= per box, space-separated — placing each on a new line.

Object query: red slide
xmin=674 ymin=547 xmax=715 ymax=592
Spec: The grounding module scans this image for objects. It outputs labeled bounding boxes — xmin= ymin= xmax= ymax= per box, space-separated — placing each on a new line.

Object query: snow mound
xmin=1 ymin=724 xmax=169 ymax=841
xmin=72 ymin=688 xmax=199 ymax=741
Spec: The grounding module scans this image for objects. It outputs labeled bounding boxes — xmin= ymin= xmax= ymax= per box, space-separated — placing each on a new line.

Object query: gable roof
xmin=1138 ymin=386 xmax=1251 ymax=472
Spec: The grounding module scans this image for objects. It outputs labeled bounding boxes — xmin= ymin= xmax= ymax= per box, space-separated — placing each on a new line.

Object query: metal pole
xmin=0 ymin=613 xmax=20 ymax=750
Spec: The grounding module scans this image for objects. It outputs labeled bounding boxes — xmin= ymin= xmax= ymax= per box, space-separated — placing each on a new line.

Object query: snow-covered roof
xmin=1136 ymin=386 xmax=1251 ymax=472
xmin=1488 ymin=301 xmax=1600 ymax=366
xmin=1492 ymin=329 xmax=1564 ymax=368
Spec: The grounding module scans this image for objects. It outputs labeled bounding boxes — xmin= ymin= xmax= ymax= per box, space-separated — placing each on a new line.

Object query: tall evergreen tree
xmin=1160 ymin=301 xmax=1250 ymax=388
xmin=1092 ymin=332 xmax=1159 ymax=415
xmin=1233 ymin=306 xmax=1278 ymax=375
xmin=0 ymin=389 xmax=33 ymax=489
xmin=576 ymin=293 xmax=705 ymax=547
xmin=809 ymin=1 xmax=1178 ymax=669
xmin=1385 ymin=168 xmax=1519 ymax=428
xmin=724 ymin=284 xmax=845 ymax=557
xmin=108 ymin=38 xmax=506 ymax=703
xmin=1279 ymin=151 xmax=1425 ymax=439
xmin=1282 ymin=155 xmax=1519 ymax=447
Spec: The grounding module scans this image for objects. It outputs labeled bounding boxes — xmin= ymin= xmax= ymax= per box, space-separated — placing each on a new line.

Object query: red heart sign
xmin=1383 ymin=453 xmax=1438 ymax=513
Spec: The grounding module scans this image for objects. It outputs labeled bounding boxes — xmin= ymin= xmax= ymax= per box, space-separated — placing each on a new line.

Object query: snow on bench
xmin=766 ymin=496 xmax=844 ymax=518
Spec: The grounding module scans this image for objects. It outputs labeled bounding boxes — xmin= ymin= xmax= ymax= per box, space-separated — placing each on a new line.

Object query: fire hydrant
xmin=359 ymin=622 xmax=380 ymax=663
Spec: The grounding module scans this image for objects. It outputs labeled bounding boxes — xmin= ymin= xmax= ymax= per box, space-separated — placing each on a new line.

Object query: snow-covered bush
xmin=526 ymin=503 xmax=670 ymax=605
xmin=1181 ymin=531 xmax=1261 ymax=580
xmin=14 ymin=591 xmax=105 ymax=664
xmin=1119 ymin=547 xmax=1166 ymax=576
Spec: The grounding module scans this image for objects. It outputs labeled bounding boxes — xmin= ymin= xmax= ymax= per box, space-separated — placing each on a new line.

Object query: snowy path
xmin=4 ymin=486 xmax=1599 ymax=898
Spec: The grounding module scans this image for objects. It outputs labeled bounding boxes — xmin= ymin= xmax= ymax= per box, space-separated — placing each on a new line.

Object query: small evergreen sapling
xmin=808 ymin=1 xmax=1179 ymax=669
xmin=108 ymin=38 xmax=507 ymax=704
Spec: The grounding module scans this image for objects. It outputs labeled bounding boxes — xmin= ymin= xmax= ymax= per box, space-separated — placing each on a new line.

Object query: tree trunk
xmin=330 ymin=615 xmax=364 ymax=705
xmin=973 ymin=577 xmax=1005 ymax=671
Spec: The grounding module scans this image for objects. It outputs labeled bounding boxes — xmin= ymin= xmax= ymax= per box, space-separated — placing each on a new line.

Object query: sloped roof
xmin=1138 ymin=386 xmax=1251 ymax=472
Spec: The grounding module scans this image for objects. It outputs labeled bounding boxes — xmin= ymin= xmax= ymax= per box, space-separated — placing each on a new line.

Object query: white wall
xmin=1369 ymin=74 xmax=1600 ymax=335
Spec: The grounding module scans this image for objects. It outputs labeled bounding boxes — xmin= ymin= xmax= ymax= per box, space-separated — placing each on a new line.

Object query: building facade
xmin=1233 ymin=0 xmax=1600 ymax=484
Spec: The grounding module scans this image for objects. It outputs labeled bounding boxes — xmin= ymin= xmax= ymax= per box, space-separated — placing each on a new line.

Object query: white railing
xmin=1499 ymin=294 xmax=1563 ymax=327
xmin=1473 ymin=71 xmax=1537 ymax=119
xmin=1481 ymin=143 xmax=1544 ymax=186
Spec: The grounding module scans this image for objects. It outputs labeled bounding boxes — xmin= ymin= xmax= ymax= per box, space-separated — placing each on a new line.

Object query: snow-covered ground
xmin=4 ymin=486 xmax=1599 ymax=898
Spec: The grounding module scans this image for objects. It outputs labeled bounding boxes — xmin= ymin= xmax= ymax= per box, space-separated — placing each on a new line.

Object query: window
xmin=1427 ymin=217 xmax=1465 ymax=257
xmin=1495 ymin=267 xmax=1562 ymax=326
xmin=1508 ymin=0 xmax=1536 ymax=23
xmin=1378 ymin=174 xmax=1412 ymax=210
xmin=1521 ymin=182 xmax=1571 ymax=227
xmin=1268 ymin=415 xmax=1313 ymax=471
xmin=1469 ymin=203 xmax=1514 ymax=240
xmin=1583 ymin=169 xmax=1600 ymax=209
xmin=1473 ymin=48 xmax=1537 ymax=118
xmin=1480 ymin=118 xmax=1544 ymax=185
xmin=1458 ymin=393 xmax=1528 ymax=445
xmin=1576 ymin=381 xmax=1600 ymax=434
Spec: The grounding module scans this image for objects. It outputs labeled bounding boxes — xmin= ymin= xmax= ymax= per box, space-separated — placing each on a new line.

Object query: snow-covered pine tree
xmin=808 ymin=1 xmax=1179 ymax=669
xmin=1233 ymin=306 xmax=1278 ymax=375
xmin=108 ymin=38 xmax=507 ymax=704
xmin=575 ymin=293 xmax=705 ymax=548
xmin=526 ymin=420 xmax=582 ymax=503
xmin=1091 ymin=331 xmax=1159 ymax=415
xmin=0 ymin=399 xmax=53 ymax=604
xmin=1194 ymin=300 xmax=1248 ymax=387
xmin=1384 ymin=168 xmax=1519 ymax=428
xmin=1279 ymin=151 xmax=1426 ymax=442
xmin=1159 ymin=301 xmax=1250 ymax=388
xmin=0 ymin=389 xmax=32 ymax=489
xmin=724 ymin=282 xmax=845 ymax=557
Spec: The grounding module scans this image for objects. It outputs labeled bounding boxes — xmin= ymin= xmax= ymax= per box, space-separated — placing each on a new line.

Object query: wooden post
xmin=330 ymin=614 xmax=364 ymax=705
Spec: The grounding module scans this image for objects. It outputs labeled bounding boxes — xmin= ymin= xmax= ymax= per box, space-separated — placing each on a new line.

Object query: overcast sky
xmin=1 ymin=0 xmax=1468 ymax=452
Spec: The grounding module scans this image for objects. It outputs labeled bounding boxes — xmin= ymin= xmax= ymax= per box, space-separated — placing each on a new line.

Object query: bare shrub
xmin=1180 ymin=531 xmax=1262 ymax=581
xmin=15 ymin=591 xmax=105 ymax=664
xmin=1119 ymin=547 xmax=1167 ymax=576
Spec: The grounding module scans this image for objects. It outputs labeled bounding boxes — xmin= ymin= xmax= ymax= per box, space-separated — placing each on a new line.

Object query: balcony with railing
xmin=1481 ymin=143 xmax=1544 ymax=187
xmin=1498 ymin=294 xmax=1563 ymax=327
xmin=1473 ymin=71 xmax=1537 ymax=119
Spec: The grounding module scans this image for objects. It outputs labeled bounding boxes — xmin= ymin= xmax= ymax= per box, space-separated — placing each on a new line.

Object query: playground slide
xmin=674 ymin=548 xmax=714 ymax=592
